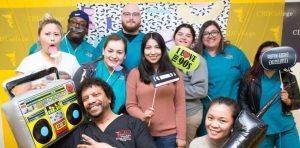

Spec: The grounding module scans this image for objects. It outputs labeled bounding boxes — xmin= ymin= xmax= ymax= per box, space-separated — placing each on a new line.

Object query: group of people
xmin=14 ymin=2 xmax=300 ymax=148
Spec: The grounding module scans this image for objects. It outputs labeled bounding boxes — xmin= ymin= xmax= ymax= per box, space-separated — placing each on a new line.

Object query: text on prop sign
xmin=267 ymin=52 xmax=289 ymax=65
xmin=169 ymin=46 xmax=200 ymax=73
xmin=260 ymin=46 xmax=297 ymax=70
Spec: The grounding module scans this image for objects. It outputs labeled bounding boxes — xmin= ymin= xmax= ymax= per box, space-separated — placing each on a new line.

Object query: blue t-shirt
xmin=260 ymin=72 xmax=294 ymax=135
xmin=95 ymin=60 xmax=126 ymax=114
xmin=96 ymin=30 xmax=145 ymax=71
xmin=28 ymin=37 xmax=98 ymax=65
xmin=202 ymin=44 xmax=250 ymax=105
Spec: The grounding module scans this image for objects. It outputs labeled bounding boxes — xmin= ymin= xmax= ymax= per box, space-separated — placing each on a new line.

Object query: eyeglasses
xmin=203 ymin=30 xmax=220 ymax=38
xmin=69 ymin=19 xmax=88 ymax=28
xmin=122 ymin=12 xmax=141 ymax=18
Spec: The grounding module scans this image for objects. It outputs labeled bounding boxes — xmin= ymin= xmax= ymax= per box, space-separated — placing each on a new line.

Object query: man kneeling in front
xmin=51 ymin=78 xmax=156 ymax=148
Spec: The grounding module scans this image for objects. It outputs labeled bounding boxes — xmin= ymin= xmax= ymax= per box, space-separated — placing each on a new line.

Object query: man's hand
xmin=176 ymin=139 xmax=186 ymax=148
xmin=77 ymin=134 xmax=113 ymax=148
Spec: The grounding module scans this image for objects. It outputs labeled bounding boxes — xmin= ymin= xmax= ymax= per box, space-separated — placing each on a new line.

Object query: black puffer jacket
xmin=238 ymin=71 xmax=300 ymax=114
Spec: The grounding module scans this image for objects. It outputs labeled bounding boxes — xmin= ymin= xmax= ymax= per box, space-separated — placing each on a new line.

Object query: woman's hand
xmin=142 ymin=107 xmax=154 ymax=122
xmin=281 ymin=89 xmax=292 ymax=106
xmin=77 ymin=134 xmax=113 ymax=148
xmin=176 ymin=139 xmax=186 ymax=148
xmin=31 ymin=83 xmax=46 ymax=90
xmin=46 ymin=71 xmax=71 ymax=80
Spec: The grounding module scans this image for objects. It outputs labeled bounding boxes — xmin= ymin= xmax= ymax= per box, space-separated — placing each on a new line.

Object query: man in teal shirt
xmin=96 ymin=3 xmax=145 ymax=71
xmin=29 ymin=10 xmax=98 ymax=65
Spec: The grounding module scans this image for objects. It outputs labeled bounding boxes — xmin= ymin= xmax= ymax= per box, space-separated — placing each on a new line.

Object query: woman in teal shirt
xmin=239 ymin=41 xmax=300 ymax=148
xmin=193 ymin=20 xmax=250 ymax=136
xmin=73 ymin=34 xmax=127 ymax=114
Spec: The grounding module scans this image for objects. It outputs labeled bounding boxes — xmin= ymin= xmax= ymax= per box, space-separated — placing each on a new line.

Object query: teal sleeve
xmin=28 ymin=42 xmax=40 ymax=55
xmin=95 ymin=36 xmax=108 ymax=56
xmin=238 ymin=49 xmax=251 ymax=75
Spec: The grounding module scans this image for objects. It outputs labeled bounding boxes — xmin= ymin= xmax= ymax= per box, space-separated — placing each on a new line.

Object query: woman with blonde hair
xmin=15 ymin=13 xmax=80 ymax=95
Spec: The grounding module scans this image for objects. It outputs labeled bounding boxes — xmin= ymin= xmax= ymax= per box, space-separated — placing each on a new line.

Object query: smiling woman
xmin=73 ymin=34 xmax=128 ymax=115
xmin=190 ymin=97 xmax=240 ymax=148
xmin=172 ymin=23 xmax=208 ymax=148
xmin=126 ymin=32 xmax=186 ymax=148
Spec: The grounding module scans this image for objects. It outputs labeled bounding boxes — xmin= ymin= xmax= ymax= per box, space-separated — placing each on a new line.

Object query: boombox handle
xmin=5 ymin=67 xmax=60 ymax=98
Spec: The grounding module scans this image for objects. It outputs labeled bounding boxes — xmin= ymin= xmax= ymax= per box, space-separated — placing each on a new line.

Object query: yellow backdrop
xmin=0 ymin=0 xmax=285 ymax=147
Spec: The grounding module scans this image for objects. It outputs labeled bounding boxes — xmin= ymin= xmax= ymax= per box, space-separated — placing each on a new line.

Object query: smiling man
xmin=28 ymin=10 xmax=98 ymax=65
xmin=51 ymin=78 xmax=156 ymax=148
xmin=96 ymin=3 xmax=145 ymax=71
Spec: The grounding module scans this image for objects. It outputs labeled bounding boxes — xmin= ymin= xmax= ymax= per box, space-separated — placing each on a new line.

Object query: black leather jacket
xmin=238 ymin=71 xmax=300 ymax=114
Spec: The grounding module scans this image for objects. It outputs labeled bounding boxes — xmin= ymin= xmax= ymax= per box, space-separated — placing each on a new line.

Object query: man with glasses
xmin=28 ymin=10 xmax=97 ymax=65
xmin=96 ymin=3 xmax=145 ymax=71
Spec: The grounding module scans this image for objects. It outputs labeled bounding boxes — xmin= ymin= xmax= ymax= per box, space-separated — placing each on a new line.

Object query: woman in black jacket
xmin=238 ymin=41 xmax=300 ymax=148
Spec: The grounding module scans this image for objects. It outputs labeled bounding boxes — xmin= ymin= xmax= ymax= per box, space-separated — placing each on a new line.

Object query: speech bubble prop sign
xmin=169 ymin=46 xmax=200 ymax=73
xmin=260 ymin=46 xmax=297 ymax=70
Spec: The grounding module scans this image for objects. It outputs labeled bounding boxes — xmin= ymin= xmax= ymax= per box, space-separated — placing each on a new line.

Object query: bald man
xmin=96 ymin=3 xmax=145 ymax=71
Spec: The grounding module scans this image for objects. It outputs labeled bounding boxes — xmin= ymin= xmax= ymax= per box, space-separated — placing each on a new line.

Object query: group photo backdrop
xmin=0 ymin=0 xmax=299 ymax=147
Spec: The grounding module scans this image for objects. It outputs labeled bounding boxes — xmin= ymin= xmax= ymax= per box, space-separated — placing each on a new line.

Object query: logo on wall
xmin=282 ymin=2 xmax=300 ymax=62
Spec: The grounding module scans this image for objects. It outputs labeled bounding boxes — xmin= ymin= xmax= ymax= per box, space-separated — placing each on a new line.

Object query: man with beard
xmin=50 ymin=78 xmax=156 ymax=148
xmin=28 ymin=10 xmax=98 ymax=65
xmin=96 ymin=3 xmax=144 ymax=71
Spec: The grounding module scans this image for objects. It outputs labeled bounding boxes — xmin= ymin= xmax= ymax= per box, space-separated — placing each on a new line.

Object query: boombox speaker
xmin=2 ymin=67 xmax=84 ymax=147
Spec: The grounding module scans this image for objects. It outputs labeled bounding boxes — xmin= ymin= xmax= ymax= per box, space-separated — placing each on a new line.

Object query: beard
xmin=85 ymin=101 xmax=109 ymax=119
xmin=68 ymin=32 xmax=85 ymax=43
xmin=122 ymin=21 xmax=140 ymax=33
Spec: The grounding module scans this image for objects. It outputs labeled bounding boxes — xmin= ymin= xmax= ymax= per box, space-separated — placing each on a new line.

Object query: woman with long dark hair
xmin=126 ymin=32 xmax=186 ymax=148
xmin=238 ymin=41 xmax=300 ymax=148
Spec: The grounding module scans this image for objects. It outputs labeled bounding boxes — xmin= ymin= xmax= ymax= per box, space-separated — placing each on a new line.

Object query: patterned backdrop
xmin=77 ymin=0 xmax=230 ymax=48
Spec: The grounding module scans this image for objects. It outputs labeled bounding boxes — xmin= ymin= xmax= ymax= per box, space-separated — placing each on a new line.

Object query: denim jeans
xmin=153 ymin=134 xmax=177 ymax=148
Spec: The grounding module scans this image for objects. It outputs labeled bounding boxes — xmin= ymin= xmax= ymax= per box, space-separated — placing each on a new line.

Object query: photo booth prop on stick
xmin=2 ymin=67 xmax=84 ymax=148
xmin=260 ymin=46 xmax=297 ymax=70
xmin=222 ymin=46 xmax=298 ymax=148
xmin=168 ymin=46 xmax=200 ymax=74
xmin=148 ymin=70 xmax=179 ymax=126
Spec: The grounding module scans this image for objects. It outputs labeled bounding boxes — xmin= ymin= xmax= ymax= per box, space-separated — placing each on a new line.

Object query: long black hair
xmin=138 ymin=32 xmax=175 ymax=84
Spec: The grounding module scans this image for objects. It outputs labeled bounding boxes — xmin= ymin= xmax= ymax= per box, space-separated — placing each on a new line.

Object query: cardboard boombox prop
xmin=221 ymin=46 xmax=297 ymax=148
xmin=2 ymin=67 xmax=84 ymax=148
